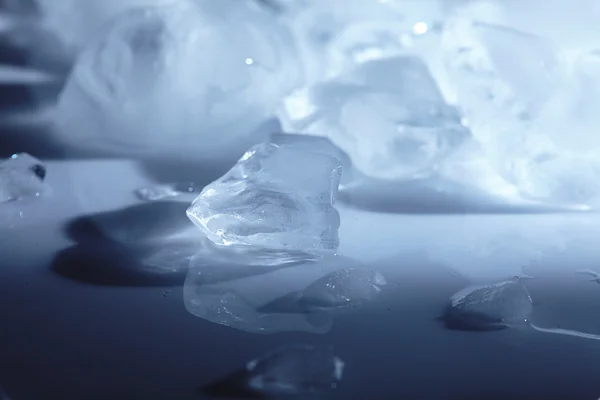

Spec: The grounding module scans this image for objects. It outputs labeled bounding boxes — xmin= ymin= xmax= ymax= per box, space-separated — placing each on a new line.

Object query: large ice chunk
xmin=54 ymin=0 xmax=302 ymax=159
xmin=203 ymin=345 xmax=344 ymax=397
xmin=187 ymin=136 xmax=342 ymax=251
xmin=281 ymin=56 xmax=469 ymax=180
xmin=0 ymin=153 xmax=46 ymax=203
xmin=444 ymin=19 xmax=600 ymax=205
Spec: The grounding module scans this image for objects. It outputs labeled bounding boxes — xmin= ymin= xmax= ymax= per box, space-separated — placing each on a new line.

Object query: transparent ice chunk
xmin=0 ymin=153 xmax=46 ymax=203
xmin=443 ymin=277 xmax=533 ymax=330
xmin=281 ymin=56 xmax=469 ymax=180
xmin=444 ymin=277 xmax=600 ymax=341
xmin=202 ymin=344 xmax=344 ymax=397
xmin=186 ymin=136 xmax=342 ymax=252
xmin=54 ymin=0 xmax=302 ymax=159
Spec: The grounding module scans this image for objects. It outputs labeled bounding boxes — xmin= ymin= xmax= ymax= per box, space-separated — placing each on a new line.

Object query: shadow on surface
xmin=51 ymin=201 xmax=200 ymax=287
xmin=338 ymin=176 xmax=587 ymax=215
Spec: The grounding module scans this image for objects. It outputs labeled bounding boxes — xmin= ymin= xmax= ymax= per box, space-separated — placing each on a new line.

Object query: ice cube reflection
xmin=183 ymin=248 xmax=385 ymax=334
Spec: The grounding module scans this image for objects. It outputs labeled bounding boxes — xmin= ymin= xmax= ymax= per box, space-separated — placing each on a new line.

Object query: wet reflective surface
xmin=2 ymin=158 xmax=600 ymax=398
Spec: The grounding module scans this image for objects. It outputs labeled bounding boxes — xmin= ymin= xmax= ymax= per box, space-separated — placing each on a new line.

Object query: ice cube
xmin=443 ymin=278 xmax=533 ymax=331
xmin=54 ymin=0 xmax=302 ymax=159
xmin=186 ymin=136 xmax=342 ymax=251
xmin=281 ymin=56 xmax=469 ymax=180
xmin=245 ymin=345 xmax=344 ymax=395
xmin=298 ymin=267 xmax=387 ymax=311
xmin=444 ymin=19 xmax=600 ymax=205
xmin=0 ymin=153 xmax=46 ymax=203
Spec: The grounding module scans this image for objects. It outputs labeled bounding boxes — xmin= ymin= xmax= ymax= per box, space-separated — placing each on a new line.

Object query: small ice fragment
xmin=134 ymin=182 xmax=197 ymax=201
xmin=245 ymin=345 xmax=344 ymax=395
xmin=280 ymin=56 xmax=469 ymax=180
xmin=299 ymin=267 xmax=387 ymax=311
xmin=0 ymin=153 xmax=46 ymax=203
xmin=135 ymin=184 xmax=179 ymax=201
xmin=443 ymin=278 xmax=533 ymax=331
xmin=186 ymin=136 xmax=342 ymax=252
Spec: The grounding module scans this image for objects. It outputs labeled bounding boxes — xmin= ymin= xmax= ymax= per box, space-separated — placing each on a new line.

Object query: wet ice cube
xmin=245 ymin=345 xmax=344 ymax=395
xmin=281 ymin=56 xmax=469 ymax=180
xmin=187 ymin=137 xmax=342 ymax=251
xmin=299 ymin=267 xmax=387 ymax=310
xmin=0 ymin=153 xmax=46 ymax=203
xmin=54 ymin=0 xmax=302 ymax=159
xmin=444 ymin=278 xmax=533 ymax=330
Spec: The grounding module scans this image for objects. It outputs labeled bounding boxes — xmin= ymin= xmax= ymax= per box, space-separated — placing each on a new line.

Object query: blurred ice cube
xmin=281 ymin=56 xmax=469 ymax=180
xmin=444 ymin=18 xmax=600 ymax=205
xmin=283 ymin=0 xmax=444 ymax=82
xmin=245 ymin=345 xmax=344 ymax=395
xmin=34 ymin=0 xmax=176 ymax=53
xmin=202 ymin=344 xmax=344 ymax=397
xmin=53 ymin=0 xmax=302 ymax=159
xmin=0 ymin=153 xmax=46 ymax=203
xmin=186 ymin=136 xmax=342 ymax=252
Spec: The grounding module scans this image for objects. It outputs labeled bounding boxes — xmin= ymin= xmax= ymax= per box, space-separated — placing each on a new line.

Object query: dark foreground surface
xmin=1 ymin=164 xmax=600 ymax=400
